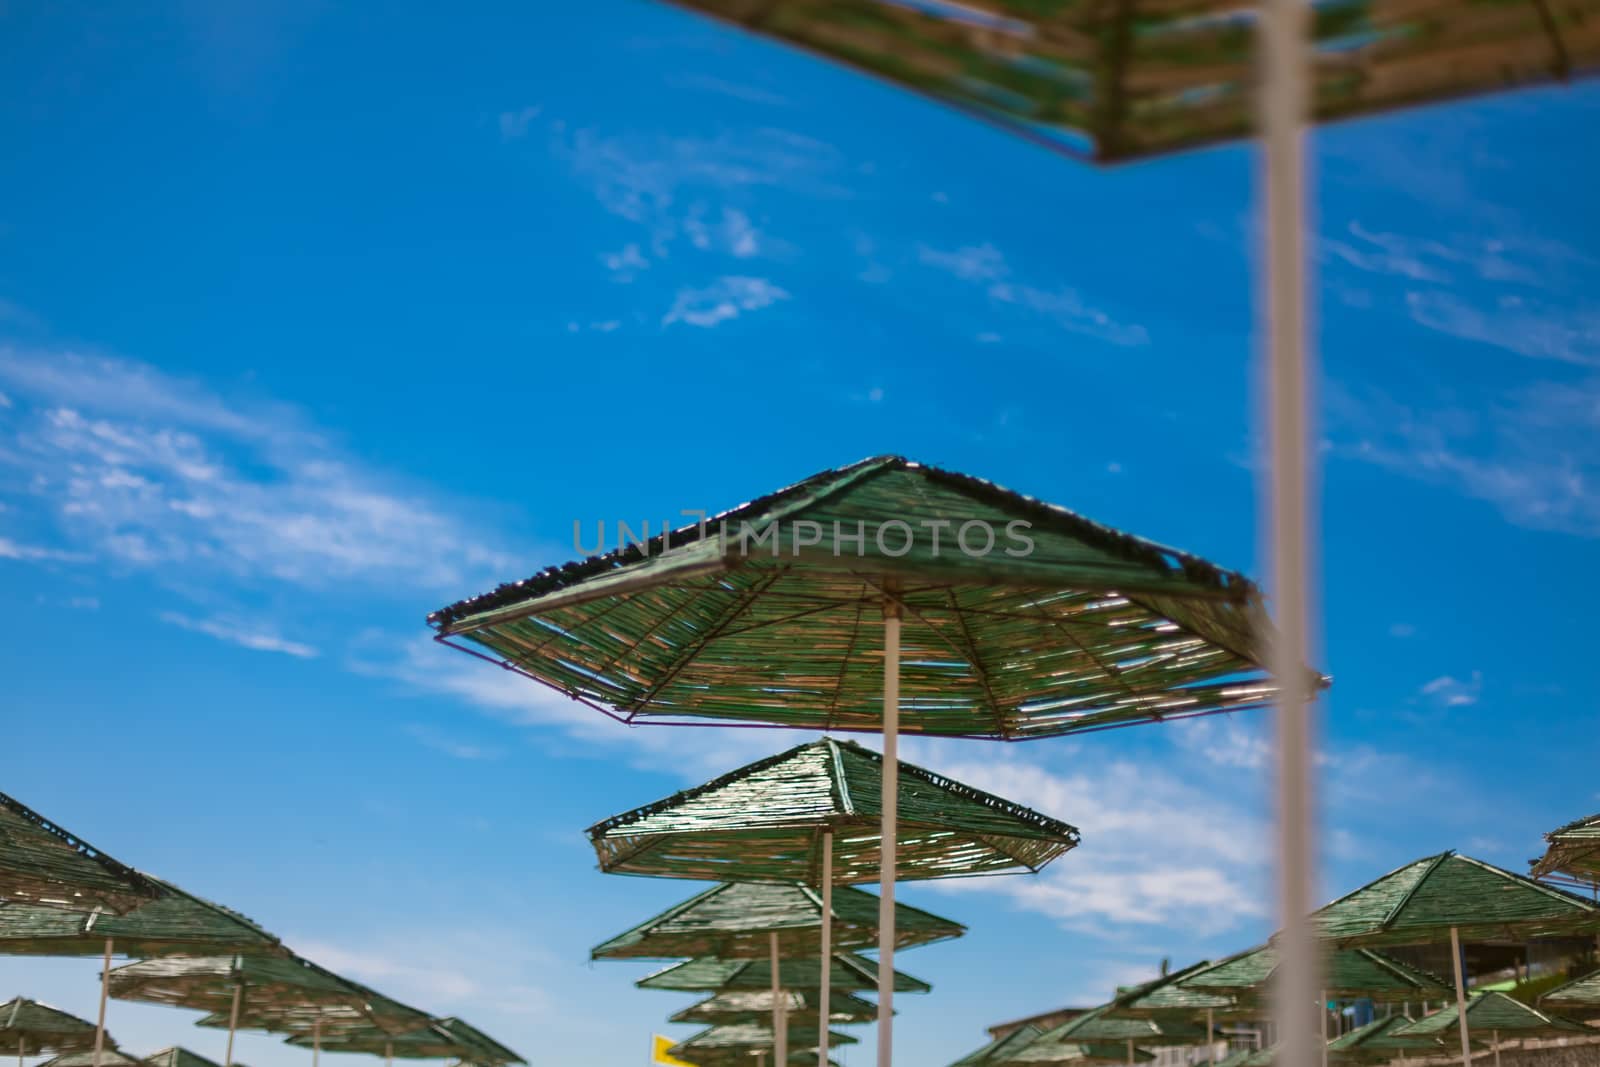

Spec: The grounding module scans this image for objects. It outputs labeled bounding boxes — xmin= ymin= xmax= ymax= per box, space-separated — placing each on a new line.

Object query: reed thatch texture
xmin=1309 ymin=852 xmax=1600 ymax=947
xmin=669 ymin=1023 xmax=857 ymax=1058
xmin=636 ymin=952 xmax=930 ymax=993
xmin=1001 ymin=1040 xmax=1156 ymax=1065
xmin=670 ymin=989 xmax=880 ymax=1025
xmin=1180 ymin=944 xmax=1453 ymax=1000
xmin=285 ymin=1018 xmax=523 ymax=1066
xmin=589 ymin=738 xmax=1078 ymax=883
xmin=1325 ymin=1015 xmax=1445 ymax=1061
xmin=1543 ymin=968 xmax=1600 ymax=1016
xmin=431 ymin=455 xmax=1290 ymax=740
xmin=0 ymin=997 xmax=102 ymax=1055
xmin=0 ymin=791 xmax=157 ymax=914
xmin=1532 ymin=813 xmax=1600 ymax=890
xmin=0 ymin=876 xmax=283 ymax=958
xmin=647 ymin=0 xmax=1597 ymax=164
xmin=140 ymin=1048 xmax=227 ymax=1067
xmin=108 ymin=955 xmax=427 ymax=1035
xmin=951 ymin=1024 xmax=1048 ymax=1067
xmin=37 ymin=1051 xmax=141 ymax=1067
xmin=592 ymin=879 xmax=963 ymax=958
xmin=1395 ymin=992 xmax=1595 ymax=1038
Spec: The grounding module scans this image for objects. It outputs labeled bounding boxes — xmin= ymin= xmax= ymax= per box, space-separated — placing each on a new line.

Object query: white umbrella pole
xmin=819 ymin=830 xmax=833 ymax=1067
xmin=1126 ymin=1040 xmax=1134 ymax=1067
xmin=93 ymin=938 xmax=113 ymax=1067
xmin=1208 ymin=1007 xmax=1216 ymax=1065
xmin=313 ymin=1019 xmax=321 ymax=1067
xmin=877 ymin=605 xmax=902 ymax=1067
xmin=1449 ymin=926 xmax=1471 ymax=1067
xmin=771 ymin=931 xmax=787 ymax=1067
xmin=1492 ymin=1031 xmax=1500 ymax=1067
xmin=1320 ymin=990 xmax=1328 ymax=1067
xmin=384 ymin=1042 xmax=392 ymax=1067
xmin=1261 ymin=0 xmax=1318 ymax=1062
xmin=225 ymin=984 xmax=241 ymax=1067
xmin=18 ymin=1035 xmax=23 ymax=1067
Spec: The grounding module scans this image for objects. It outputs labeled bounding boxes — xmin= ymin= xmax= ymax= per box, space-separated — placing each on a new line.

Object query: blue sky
xmin=2 ymin=2 xmax=1598 ymax=1065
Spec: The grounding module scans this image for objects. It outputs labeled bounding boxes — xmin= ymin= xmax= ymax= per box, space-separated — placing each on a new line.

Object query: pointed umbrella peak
xmin=635 ymin=952 xmax=931 ymax=994
xmin=591 ymin=879 xmax=964 ymax=959
xmin=587 ymin=738 xmax=1079 ymax=884
xmin=429 ymin=456 xmax=1287 ymax=741
xmin=1394 ymin=992 xmax=1595 ymax=1037
xmin=0 ymin=996 xmax=103 ymax=1054
xmin=139 ymin=1048 xmax=227 ymax=1067
xmin=38 ymin=1051 xmax=142 ymax=1067
xmin=0 ymin=791 xmax=159 ymax=914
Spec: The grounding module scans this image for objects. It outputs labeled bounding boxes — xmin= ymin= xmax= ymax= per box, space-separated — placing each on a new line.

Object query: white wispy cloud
xmin=295 ymin=933 xmax=554 ymax=1018
xmin=0 ymin=346 xmax=521 ymax=592
xmin=1406 ymin=290 xmax=1600 ymax=366
xmin=1419 ymin=671 xmax=1482 ymax=708
xmin=159 ymin=610 xmax=319 ymax=659
xmin=663 ymin=276 xmax=788 ymax=328
xmin=918 ymin=243 xmax=1149 ymax=347
xmin=0 ymin=536 xmax=88 ymax=563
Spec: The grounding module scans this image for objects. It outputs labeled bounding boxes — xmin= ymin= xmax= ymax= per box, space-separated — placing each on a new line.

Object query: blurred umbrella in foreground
xmin=1531 ymin=812 xmax=1600 ymax=892
xmin=1309 ymin=851 xmax=1600 ymax=1067
xmin=433 ymin=454 xmax=1282 ymax=1066
xmin=109 ymin=954 xmax=428 ymax=1067
xmin=0 ymin=997 xmax=103 ymax=1067
xmin=0 ymin=878 xmax=284 ymax=1067
xmin=588 ymin=736 xmax=1074 ymax=1065
xmin=0 ymin=791 xmax=157 ymax=914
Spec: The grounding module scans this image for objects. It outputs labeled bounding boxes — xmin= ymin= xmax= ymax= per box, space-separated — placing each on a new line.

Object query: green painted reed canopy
xmin=0 ymin=997 xmax=102 ymax=1054
xmin=1541 ymin=967 xmax=1600 ymax=1015
xmin=1001 ymin=1040 xmax=1156 ymax=1065
xmin=1181 ymin=945 xmax=1452 ymax=1000
xmin=669 ymin=990 xmax=881 ymax=1026
xmin=1325 ymin=1016 xmax=1444 ymax=1061
xmin=646 ymin=0 xmax=1599 ymax=164
xmin=0 ymin=791 xmax=157 ymax=914
xmin=669 ymin=1024 xmax=857 ymax=1059
xmin=108 ymin=955 xmax=427 ymax=1034
xmin=950 ymin=1024 xmax=1047 ymax=1067
xmin=0 ymin=877 xmax=283 ymax=958
xmin=1028 ymin=1003 xmax=1211 ymax=1048
xmin=1531 ymin=812 xmax=1600 ymax=889
xmin=589 ymin=738 xmax=1079 ymax=883
xmin=1309 ymin=851 xmax=1600 ymax=946
xmin=1393 ymin=992 xmax=1594 ymax=1038
xmin=38 ymin=1051 xmax=141 ymax=1067
xmin=592 ymin=880 xmax=964 ymax=959
xmin=285 ymin=1019 xmax=524 ymax=1065
xmin=1108 ymin=962 xmax=1236 ymax=1016
xmin=636 ymin=952 xmax=930 ymax=994
xmin=431 ymin=456 xmax=1285 ymax=740
xmin=141 ymin=1048 xmax=228 ymax=1067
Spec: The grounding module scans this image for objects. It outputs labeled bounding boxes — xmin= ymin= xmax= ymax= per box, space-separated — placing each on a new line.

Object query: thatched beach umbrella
xmin=36 ymin=1052 xmax=139 ymax=1067
xmin=1393 ymin=992 xmax=1594 ymax=1067
xmin=1007 ymin=1001 xmax=1212 ymax=1067
xmin=670 ymin=1024 xmax=857 ymax=1065
xmin=140 ymin=1047 xmax=230 ymax=1067
xmin=1531 ymin=813 xmax=1600 ymax=892
xmin=0 ymin=877 xmax=283 ymax=1067
xmin=637 ymin=952 xmax=930 ymax=995
xmin=1324 ymin=1016 xmax=1444 ymax=1063
xmin=284 ymin=1018 xmax=523 ymax=1067
xmin=1309 ymin=851 xmax=1600 ymax=1067
xmin=433 ymin=454 xmax=1277 ymax=1066
xmin=1003 ymin=1042 xmax=1157 ymax=1066
xmin=671 ymin=990 xmax=880 ymax=1026
xmin=0 ymin=792 xmax=157 ymax=914
xmin=589 ymin=736 xmax=1076 ymax=1064
xmin=949 ymin=1024 xmax=1048 ymax=1067
xmin=1540 ymin=967 xmax=1600 ymax=1018
xmin=0 ymin=998 xmax=102 ymax=1067
xmin=592 ymin=880 xmax=963 ymax=960
xmin=108 ymin=954 xmax=428 ymax=1067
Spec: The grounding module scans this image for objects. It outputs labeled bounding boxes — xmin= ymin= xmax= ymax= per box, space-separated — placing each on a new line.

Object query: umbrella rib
xmin=943 ymin=588 xmax=1012 ymax=739
xmin=583 ymin=587 xmax=710 ymax=681
xmin=621 ymin=568 xmax=787 ymax=712
xmin=1026 ymin=601 xmax=1161 ymax=711
xmin=825 ymin=597 xmax=869 ymax=731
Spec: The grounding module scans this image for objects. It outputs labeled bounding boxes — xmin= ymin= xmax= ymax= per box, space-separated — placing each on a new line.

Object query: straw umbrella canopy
xmin=670 ymin=1025 xmax=857 ymax=1062
xmin=1531 ymin=813 xmax=1600 ymax=892
xmin=1002 ymin=1043 xmax=1156 ymax=1066
xmin=108 ymin=954 xmax=428 ymax=1067
xmin=637 ymin=953 xmax=931 ymax=995
xmin=1010 ymin=1002 xmax=1211 ymax=1067
xmin=1183 ymin=946 xmax=1452 ymax=1002
xmin=434 ymin=456 xmax=1280 ymax=1067
xmin=0 ymin=877 xmax=284 ymax=1067
xmin=1098 ymin=962 xmax=1240 ymax=1067
xmin=670 ymin=991 xmax=880 ymax=1026
xmin=949 ymin=1024 xmax=1048 ymax=1067
xmin=0 ymin=998 xmax=102 ymax=1065
xmin=592 ymin=880 xmax=964 ymax=959
xmin=284 ymin=1018 xmax=524 ymax=1067
xmin=1540 ymin=967 xmax=1600 ymax=1017
xmin=0 ymin=793 xmax=158 ymax=915
xmin=1324 ymin=1016 xmax=1444 ymax=1063
xmin=37 ymin=1052 xmax=140 ymax=1067
xmin=1308 ymin=850 xmax=1600 ymax=1067
xmin=140 ymin=1048 xmax=228 ymax=1067
xmin=1394 ymin=992 xmax=1594 ymax=1067
xmin=590 ymin=735 xmax=1074 ymax=1066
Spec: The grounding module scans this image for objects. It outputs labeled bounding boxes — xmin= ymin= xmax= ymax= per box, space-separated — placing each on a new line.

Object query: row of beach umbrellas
xmin=0 ymin=791 xmax=522 ymax=1067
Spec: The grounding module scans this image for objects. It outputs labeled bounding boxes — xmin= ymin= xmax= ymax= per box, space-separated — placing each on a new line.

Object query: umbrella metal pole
xmin=1449 ymin=927 xmax=1471 ymax=1067
xmin=1126 ymin=1040 xmax=1133 ymax=1067
xmin=771 ymin=931 xmax=787 ymax=1067
xmin=18 ymin=1035 xmax=23 ymax=1067
xmin=313 ymin=1019 xmax=321 ymax=1067
xmin=1208 ymin=1007 xmax=1216 ymax=1065
xmin=1492 ymin=1031 xmax=1500 ymax=1067
xmin=819 ymin=830 xmax=833 ymax=1067
xmin=225 ymin=984 xmax=241 ymax=1067
xmin=385 ymin=1042 xmax=392 ymax=1067
xmin=93 ymin=937 xmax=113 ymax=1067
xmin=877 ymin=604 xmax=902 ymax=1067
xmin=1260 ymin=0 xmax=1319 ymax=1065
xmin=1321 ymin=989 xmax=1328 ymax=1067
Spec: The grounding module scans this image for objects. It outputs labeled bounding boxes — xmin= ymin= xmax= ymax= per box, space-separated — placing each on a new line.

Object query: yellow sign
xmin=651 ymin=1035 xmax=695 ymax=1067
